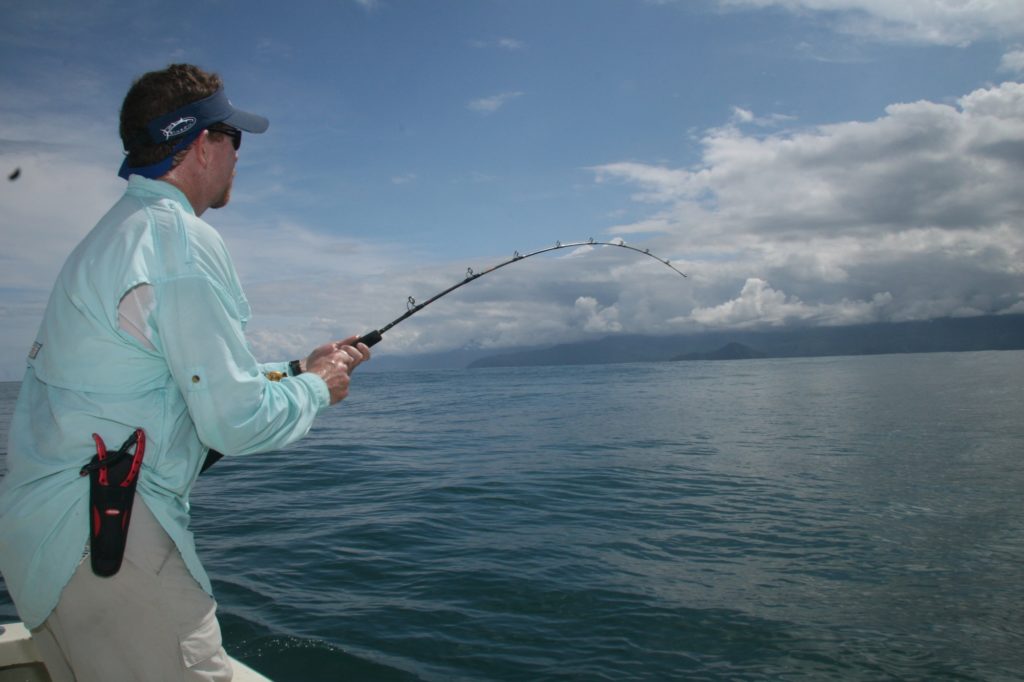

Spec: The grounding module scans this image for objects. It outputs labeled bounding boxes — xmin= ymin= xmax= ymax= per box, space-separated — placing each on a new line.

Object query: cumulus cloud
xmin=688 ymin=278 xmax=893 ymax=328
xmin=597 ymin=83 xmax=1024 ymax=238
xmin=0 ymin=93 xmax=126 ymax=291
xmin=592 ymin=81 xmax=1024 ymax=330
xmin=1000 ymin=49 xmax=1024 ymax=74
xmin=0 ymin=154 xmax=122 ymax=288
xmin=574 ymin=296 xmax=623 ymax=333
xmin=714 ymin=0 xmax=1024 ymax=46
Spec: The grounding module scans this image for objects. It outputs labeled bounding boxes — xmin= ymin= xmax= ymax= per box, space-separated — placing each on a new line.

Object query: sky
xmin=1 ymin=0 xmax=1023 ymax=379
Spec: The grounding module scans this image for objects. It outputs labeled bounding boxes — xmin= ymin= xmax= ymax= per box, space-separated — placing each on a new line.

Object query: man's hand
xmin=304 ymin=336 xmax=371 ymax=404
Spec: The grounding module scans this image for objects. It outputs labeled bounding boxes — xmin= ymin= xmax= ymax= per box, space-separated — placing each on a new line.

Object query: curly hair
xmin=119 ymin=64 xmax=223 ymax=168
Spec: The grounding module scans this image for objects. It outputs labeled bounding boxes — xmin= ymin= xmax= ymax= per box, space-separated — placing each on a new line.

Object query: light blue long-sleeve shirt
xmin=0 ymin=176 xmax=330 ymax=628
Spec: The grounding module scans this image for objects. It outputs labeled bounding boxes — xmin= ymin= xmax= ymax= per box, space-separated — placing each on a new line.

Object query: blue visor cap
xmin=118 ymin=87 xmax=269 ymax=179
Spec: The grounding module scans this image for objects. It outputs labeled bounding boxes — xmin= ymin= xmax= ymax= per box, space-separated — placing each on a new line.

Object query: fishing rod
xmin=357 ymin=239 xmax=687 ymax=347
xmin=204 ymin=239 xmax=684 ymax=474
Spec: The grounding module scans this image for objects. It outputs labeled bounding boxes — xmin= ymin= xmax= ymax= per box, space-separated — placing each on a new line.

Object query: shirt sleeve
xmin=152 ymin=273 xmax=330 ymax=456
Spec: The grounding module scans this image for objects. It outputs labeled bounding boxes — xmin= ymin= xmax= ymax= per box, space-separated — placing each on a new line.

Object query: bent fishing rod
xmin=356 ymin=239 xmax=687 ymax=348
xmin=204 ymin=240 xmax=684 ymax=473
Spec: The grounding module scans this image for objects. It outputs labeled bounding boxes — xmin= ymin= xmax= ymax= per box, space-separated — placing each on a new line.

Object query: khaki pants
xmin=31 ymin=497 xmax=233 ymax=681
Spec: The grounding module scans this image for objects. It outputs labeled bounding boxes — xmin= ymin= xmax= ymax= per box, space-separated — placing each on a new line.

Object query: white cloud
xmin=0 ymin=99 xmax=125 ymax=292
xmin=573 ymin=296 xmax=623 ymax=333
xmin=0 ymin=154 xmax=122 ymax=288
xmin=468 ymin=91 xmax=525 ymax=114
xmin=714 ymin=0 xmax=1024 ymax=46
xmin=730 ymin=106 xmax=795 ymax=127
xmin=590 ymin=82 xmax=1024 ymax=330
xmin=1000 ymin=49 xmax=1024 ymax=74
xmin=595 ymin=83 xmax=1024 ymax=237
xmin=688 ymin=278 xmax=893 ymax=328
xmin=591 ymin=162 xmax=694 ymax=203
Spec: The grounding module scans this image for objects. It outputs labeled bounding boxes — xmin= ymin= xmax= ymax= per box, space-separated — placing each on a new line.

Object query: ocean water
xmin=2 ymin=351 xmax=1024 ymax=681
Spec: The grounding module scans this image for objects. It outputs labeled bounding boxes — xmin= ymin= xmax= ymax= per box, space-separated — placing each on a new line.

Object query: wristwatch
xmin=289 ymin=359 xmax=303 ymax=376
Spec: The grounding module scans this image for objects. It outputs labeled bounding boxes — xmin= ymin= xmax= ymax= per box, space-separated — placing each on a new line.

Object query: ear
xmin=194 ymin=130 xmax=213 ymax=168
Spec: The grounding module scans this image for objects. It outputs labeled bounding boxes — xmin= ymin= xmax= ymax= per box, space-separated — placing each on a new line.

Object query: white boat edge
xmin=0 ymin=622 xmax=274 ymax=681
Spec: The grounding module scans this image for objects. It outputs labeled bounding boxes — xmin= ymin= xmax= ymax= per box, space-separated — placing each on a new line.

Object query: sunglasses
xmin=208 ymin=124 xmax=242 ymax=151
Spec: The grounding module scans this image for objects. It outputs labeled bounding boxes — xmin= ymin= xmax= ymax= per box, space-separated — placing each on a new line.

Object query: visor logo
xmin=160 ymin=116 xmax=197 ymax=140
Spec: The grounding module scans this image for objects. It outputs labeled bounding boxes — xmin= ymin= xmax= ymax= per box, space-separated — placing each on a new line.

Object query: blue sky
xmin=2 ymin=0 xmax=1023 ymax=378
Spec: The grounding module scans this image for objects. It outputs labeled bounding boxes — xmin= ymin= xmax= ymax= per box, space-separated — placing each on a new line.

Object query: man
xmin=0 ymin=63 xmax=369 ymax=680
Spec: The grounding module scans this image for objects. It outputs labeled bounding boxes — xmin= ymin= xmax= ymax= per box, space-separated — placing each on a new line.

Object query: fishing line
xmin=357 ymin=239 xmax=687 ymax=347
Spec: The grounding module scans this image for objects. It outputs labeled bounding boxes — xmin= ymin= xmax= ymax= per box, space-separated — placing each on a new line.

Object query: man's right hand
xmin=304 ymin=336 xmax=371 ymax=404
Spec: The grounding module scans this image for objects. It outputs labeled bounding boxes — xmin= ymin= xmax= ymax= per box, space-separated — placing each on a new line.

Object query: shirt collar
xmin=126 ymin=175 xmax=196 ymax=216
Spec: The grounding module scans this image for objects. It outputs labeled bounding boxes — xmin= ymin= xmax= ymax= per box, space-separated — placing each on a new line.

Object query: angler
xmin=0 ymin=63 xmax=369 ymax=682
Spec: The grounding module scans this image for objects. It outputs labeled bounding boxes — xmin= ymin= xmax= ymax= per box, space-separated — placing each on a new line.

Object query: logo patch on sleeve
xmin=28 ymin=341 xmax=42 ymax=359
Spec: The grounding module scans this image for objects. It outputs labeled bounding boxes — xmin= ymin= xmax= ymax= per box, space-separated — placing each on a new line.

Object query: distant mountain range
xmin=459 ymin=314 xmax=1024 ymax=369
xmin=674 ymin=341 xmax=767 ymax=362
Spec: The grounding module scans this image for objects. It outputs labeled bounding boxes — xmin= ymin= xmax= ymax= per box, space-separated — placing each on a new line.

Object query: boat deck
xmin=0 ymin=622 xmax=273 ymax=681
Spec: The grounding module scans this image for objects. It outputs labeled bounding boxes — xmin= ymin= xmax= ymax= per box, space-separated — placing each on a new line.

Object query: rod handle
xmin=358 ymin=330 xmax=383 ymax=347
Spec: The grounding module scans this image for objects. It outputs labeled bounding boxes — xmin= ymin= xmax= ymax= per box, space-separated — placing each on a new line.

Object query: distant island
xmin=674 ymin=342 xmax=767 ymax=362
xmin=463 ymin=314 xmax=1024 ymax=369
